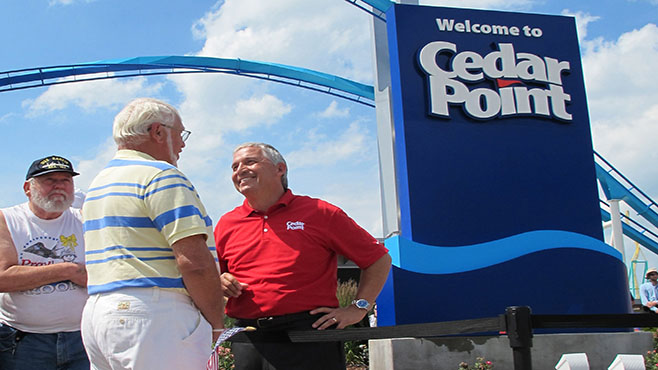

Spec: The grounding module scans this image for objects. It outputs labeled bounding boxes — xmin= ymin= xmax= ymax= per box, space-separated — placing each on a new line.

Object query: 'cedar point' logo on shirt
xmin=418 ymin=42 xmax=572 ymax=122
xmin=286 ymin=221 xmax=305 ymax=230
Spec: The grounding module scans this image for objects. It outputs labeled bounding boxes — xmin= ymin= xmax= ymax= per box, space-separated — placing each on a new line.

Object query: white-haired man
xmin=0 ymin=155 xmax=88 ymax=370
xmin=215 ymin=142 xmax=392 ymax=370
xmin=81 ymin=98 xmax=224 ymax=370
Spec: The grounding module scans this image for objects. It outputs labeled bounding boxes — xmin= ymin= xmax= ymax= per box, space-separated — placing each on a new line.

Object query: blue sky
xmin=1 ymin=0 xmax=657 ymax=270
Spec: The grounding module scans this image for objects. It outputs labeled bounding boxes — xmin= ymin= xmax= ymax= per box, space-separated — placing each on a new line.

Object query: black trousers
xmin=232 ymin=312 xmax=345 ymax=370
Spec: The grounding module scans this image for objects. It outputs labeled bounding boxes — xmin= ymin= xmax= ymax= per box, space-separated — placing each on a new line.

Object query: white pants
xmin=81 ymin=287 xmax=211 ymax=370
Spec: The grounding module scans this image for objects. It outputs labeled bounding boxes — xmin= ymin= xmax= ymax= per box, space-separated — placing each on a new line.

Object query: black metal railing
xmin=231 ymin=306 xmax=658 ymax=370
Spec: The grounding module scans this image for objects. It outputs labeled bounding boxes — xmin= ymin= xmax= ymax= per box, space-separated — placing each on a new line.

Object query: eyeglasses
xmin=159 ymin=123 xmax=191 ymax=142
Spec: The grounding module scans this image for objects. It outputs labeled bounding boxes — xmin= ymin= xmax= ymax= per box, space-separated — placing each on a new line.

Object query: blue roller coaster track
xmin=596 ymin=152 xmax=658 ymax=254
xmin=0 ymin=56 xmax=374 ymax=107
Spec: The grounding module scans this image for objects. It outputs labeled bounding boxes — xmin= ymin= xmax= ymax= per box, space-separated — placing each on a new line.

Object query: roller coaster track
xmin=0 ymin=56 xmax=374 ymax=107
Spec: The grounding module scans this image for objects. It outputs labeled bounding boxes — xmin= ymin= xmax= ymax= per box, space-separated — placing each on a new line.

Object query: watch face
xmin=355 ymin=299 xmax=369 ymax=309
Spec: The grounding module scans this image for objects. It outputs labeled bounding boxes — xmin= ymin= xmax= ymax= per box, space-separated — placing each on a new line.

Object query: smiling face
xmin=231 ymin=146 xmax=286 ymax=201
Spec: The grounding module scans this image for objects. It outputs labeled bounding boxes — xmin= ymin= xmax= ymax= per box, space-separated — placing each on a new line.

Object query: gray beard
xmin=31 ymin=191 xmax=73 ymax=213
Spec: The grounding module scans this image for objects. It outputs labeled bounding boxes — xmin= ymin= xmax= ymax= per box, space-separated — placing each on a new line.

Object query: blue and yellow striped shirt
xmin=82 ymin=150 xmax=215 ymax=295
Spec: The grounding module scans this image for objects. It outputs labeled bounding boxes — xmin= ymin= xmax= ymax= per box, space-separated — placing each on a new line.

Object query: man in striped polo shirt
xmin=81 ymin=98 xmax=224 ymax=370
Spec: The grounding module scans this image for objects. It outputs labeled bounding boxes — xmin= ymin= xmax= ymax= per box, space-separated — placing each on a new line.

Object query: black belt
xmin=236 ymin=311 xmax=316 ymax=329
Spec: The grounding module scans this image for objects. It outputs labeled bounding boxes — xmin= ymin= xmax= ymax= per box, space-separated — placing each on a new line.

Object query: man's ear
xmin=23 ymin=181 xmax=31 ymax=197
xmin=149 ymin=123 xmax=167 ymax=144
xmin=276 ymin=162 xmax=287 ymax=177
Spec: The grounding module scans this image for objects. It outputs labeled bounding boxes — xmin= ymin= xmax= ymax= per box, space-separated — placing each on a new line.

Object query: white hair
xmin=113 ymin=98 xmax=180 ymax=146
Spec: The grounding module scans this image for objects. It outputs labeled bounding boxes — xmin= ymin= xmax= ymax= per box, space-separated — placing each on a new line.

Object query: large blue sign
xmin=378 ymin=4 xmax=631 ymax=326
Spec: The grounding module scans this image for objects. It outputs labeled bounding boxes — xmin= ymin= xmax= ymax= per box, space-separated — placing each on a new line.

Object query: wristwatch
xmin=352 ymin=299 xmax=370 ymax=311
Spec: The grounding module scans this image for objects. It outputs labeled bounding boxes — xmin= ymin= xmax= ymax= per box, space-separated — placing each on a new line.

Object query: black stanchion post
xmin=506 ymin=306 xmax=533 ymax=370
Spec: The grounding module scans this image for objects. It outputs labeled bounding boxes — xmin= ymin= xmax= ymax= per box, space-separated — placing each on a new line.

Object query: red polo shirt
xmin=214 ymin=190 xmax=388 ymax=319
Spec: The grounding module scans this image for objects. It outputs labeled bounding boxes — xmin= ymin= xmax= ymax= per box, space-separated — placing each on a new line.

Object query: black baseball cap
xmin=26 ymin=155 xmax=80 ymax=180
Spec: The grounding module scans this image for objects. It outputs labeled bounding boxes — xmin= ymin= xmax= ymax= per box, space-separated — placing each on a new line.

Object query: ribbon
xmin=60 ymin=234 xmax=78 ymax=248
xmin=206 ymin=326 xmax=256 ymax=370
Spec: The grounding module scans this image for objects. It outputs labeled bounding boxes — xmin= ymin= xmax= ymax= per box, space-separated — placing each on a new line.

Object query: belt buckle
xmin=256 ymin=316 xmax=274 ymax=328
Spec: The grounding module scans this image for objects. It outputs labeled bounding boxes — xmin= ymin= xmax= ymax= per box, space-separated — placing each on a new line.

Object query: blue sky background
xmin=1 ymin=0 xmax=657 ymax=273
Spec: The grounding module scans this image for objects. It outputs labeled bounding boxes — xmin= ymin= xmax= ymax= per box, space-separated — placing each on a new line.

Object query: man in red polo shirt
xmin=215 ymin=142 xmax=391 ymax=370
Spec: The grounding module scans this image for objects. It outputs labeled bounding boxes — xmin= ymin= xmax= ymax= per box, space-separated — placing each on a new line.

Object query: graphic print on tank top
xmin=19 ymin=233 xmax=81 ymax=296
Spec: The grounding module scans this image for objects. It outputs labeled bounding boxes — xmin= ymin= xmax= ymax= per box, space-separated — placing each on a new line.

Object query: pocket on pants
xmin=180 ymin=313 xmax=211 ymax=370
xmin=0 ymin=324 xmax=17 ymax=353
xmin=181 ymin=311 xmax=207 ymax=344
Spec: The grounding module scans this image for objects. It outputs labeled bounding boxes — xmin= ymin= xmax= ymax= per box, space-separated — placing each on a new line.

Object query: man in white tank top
xmin=0 ymin=155 xmax=89 ymax=370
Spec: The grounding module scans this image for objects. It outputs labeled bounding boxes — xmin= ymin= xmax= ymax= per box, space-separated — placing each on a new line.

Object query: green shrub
xmin=336 ymin=279 xmax=359 ymax=308
xmin=337 ymin=279 xmax=372 ymax=368
xmin=345 ymin=340 xmax=369 ymax=367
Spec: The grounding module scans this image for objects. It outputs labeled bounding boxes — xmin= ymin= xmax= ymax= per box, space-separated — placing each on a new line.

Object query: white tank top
xmin=0 ymin=202 xmax=87 ymax=333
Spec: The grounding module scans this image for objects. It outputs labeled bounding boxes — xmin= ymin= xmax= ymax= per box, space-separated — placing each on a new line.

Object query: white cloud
xmin=191 ymin=0 xmax=373 ymax=82
xmin=23 ymin=77 xmax=163 ymax=117
xmin=628 ymin=0 xmax=658 ymax=5
xmin=49 ymin=0 xmax=75 ymax=5
xmin=286 ymin=121 xmax=372 ymax=168
xmin=319 ymin=178 xmax=383 ymax=237
xmin=561 ymin=9 xmax=600 ymax=41
xmin=317 ymin=101 xmax=350 ymax=119
xmin=72 ymin=136 xmax=116 ymax=191
xmin=583 ymin=23 xmax=658 ymax=197
xmin=234 ymin=94 xmax=292 ymax=128
xmin=282 ymin=119 xmax=380 ymax=235
xmin=175 ymin=0 xmax=377 ymax=150
xmin=167 ymin=73 xmax=294 ymax=176
xmin=174 ymin=0 xmax=375 ymax=152
xmin=48 ymin=0 xmax=95 ymax=6
xmin=0 ymin=112 xmax=17 ymax=125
